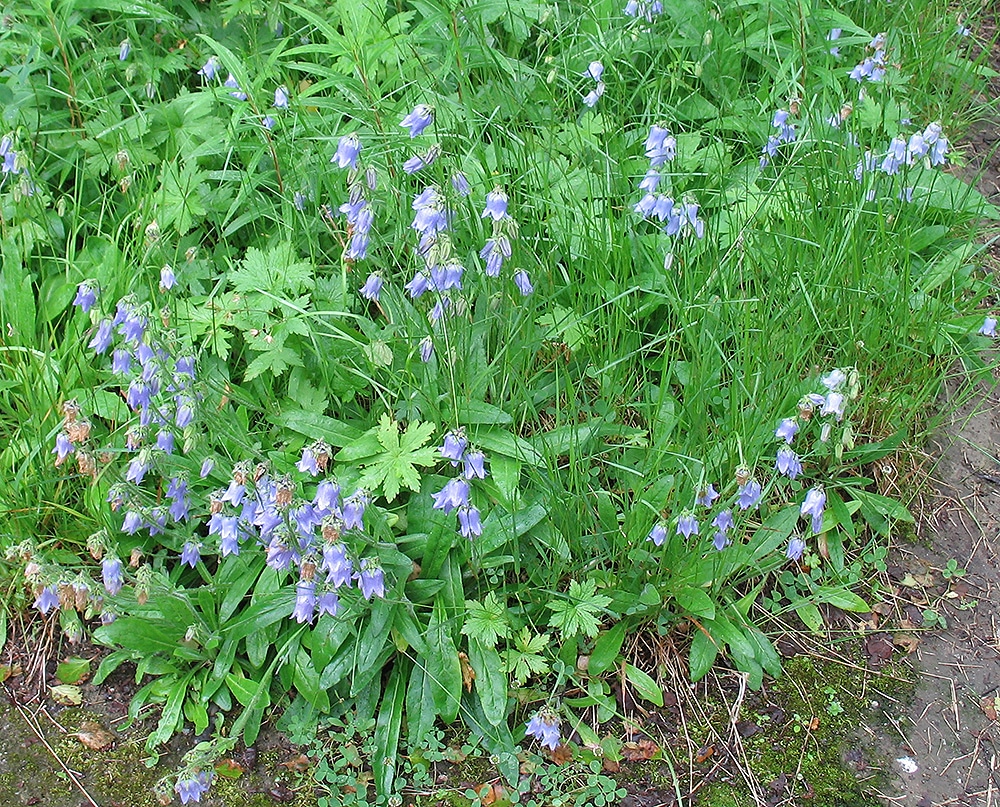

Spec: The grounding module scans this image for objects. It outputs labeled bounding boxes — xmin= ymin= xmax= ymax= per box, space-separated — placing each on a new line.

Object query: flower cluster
xmin=525 ymin=707 xmax=561 ymax=750
xmin=16 ymin=537 xmax=113 ymax=630
xmin=633 ymin=125 xmax=704 ymax=240
xmin=330 ymin=134 xmax=377 ymax=264
xmin=0 ymin=134 xmax=37 ymax=196
xmin=624 ymin=0 xmax=662 ymax=22
xmin=582 ymin=61 xmax=605 ymax=108
xmin=827 ymin=28 xmax=841 ymax=58
xmin=201 ymin=457 xmax=385 ymax=622
xmin=759 ymin=108 xmax=796 ymax=168
xmin=196 ymin=56 xmax=246 ymax=100
xmin=400 ymin=103 xmax=440 ymax=174
xmin=849 ymin=33 xmax=888 ymax=83
xmin=853 ymin=121 xmax=949 ymax=203
xmin=432 ymin=430 xmax=488 ymax=538
xmin=481 ymin=187 xmax=531 ymax=295
xmin=645 ymin=369 xmax=857 ymax=565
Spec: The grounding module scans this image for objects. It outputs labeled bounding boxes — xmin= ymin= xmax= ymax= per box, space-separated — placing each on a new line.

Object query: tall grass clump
xmin=1 ymin=0 xmax=997 ymax=802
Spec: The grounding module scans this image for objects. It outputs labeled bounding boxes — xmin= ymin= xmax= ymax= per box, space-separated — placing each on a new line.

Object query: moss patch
xmin=695 ymin=654 xmax=919 ymax=807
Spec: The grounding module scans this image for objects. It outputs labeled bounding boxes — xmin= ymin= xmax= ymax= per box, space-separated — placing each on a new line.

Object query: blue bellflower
xmin=786 ymin=537 xmax=806 ymax=562
xmin=197 ymin=57 xmax=220 ymax=82
xmin=332 ymin=133 xmax=362 ymax=170
xmin=736 ymin=479 xmax=763 ymax=510
xmin=583 ymin=82 xmax=605 ymax=108
xmin=292 ymin=581 xmax=317 ymax=624
xmin=441 ymin=431 xmax=468 ymax=464
xmin=775 ymin=418 xmax=799 ymax=443
xmin=360 ymin=273 xmax=384 ymax=302
xmin=73 ymin=282 xmax=98 ymax=313
xmin=696 ymin=484 xmax=719 ymax=508
xmin=676 ymin=512 xmax=699 ymax=538
xmin=175 ymin=771 xmax=213 ymax=805
xmin=180 ymin=542 xmax=201 ymax=568
xmin=35 ymin=585 xmax=60 ymax=614
xmin=647 ymin=523 xmax=667 ymax=546
xmin=102 ymin=557 xmax=124 ymax=596
xmin=400 ymin=104 xmax=434 ymax=137
xmin=800 ymin=486 xmax=826 ymax=533
xmin=482 ymin=188 xmax=509 ymax=221
xmin=432 ymin=477 xmax=470 ymax=513
xmin=357 ymin=561 xmax=386 ymax=599
xmin=775 ymin=447 xmax=802 ymax=480
xmin=419 ymin=335 xmax=434 ymax=362
xmin=224 ymin=73 xmax=247 ymax=101
xmin=513 ymin=270 xmax=534 ymax=296
xmin=317 ymin=590 xmax=340 ymax=617
xmin=526 ymin=710 xmax=561 ymax=750
xmin=458 ymin=505 xmax=482 ymax=538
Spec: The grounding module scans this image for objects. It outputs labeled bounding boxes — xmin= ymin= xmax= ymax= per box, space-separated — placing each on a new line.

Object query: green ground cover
xmin=0 ymin=0 xmax=996 ymax=802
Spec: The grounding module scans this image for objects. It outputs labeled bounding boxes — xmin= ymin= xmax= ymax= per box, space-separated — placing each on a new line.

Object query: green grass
xmin=0 ymin=0 xmax=996 ymax=801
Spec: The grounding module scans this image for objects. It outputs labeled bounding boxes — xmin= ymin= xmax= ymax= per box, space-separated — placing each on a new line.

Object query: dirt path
xmin=871 ymin=18 xmax=1000 ymax=805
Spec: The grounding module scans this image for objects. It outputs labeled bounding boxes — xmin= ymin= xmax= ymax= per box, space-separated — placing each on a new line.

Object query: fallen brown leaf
xmin=695 ymin=744 xmax=715 ymax=763
xmin=981 ymin=695 xmax=1000 ymax=721
xmin=900 ymin=572 xmax=934 ymax=588
xmin=622 ymin=738 xmax=660 ymax=761
xmin=477 ymin=783 xmax=506 ymax=805
xmin=279 ymin=753 xmax=310 ymax=772
xmin=602 ymin=757 xmax=621 ymax=773
xmin=893 ymin=633 xmax=921 ymax=654
xmin=548 ymin=744 xmax=573 ymax=765
xmin=74 ymin=721 xmax=115 ymax=751
xmin=459 ymin=652 xmax=475 ymax=692
xmin=863 ymin=634 xmax=894 ymax=666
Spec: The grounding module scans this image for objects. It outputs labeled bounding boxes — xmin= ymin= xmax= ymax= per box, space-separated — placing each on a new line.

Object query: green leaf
xmin=184 ymin=699 xmax=210 ymax=734
xmin=292 ymin=647 xmax=329 ymax=712
xmin=273 ymin=409 xmax=363 ymax=448
xmin=795 ymin=602 xmax=825 ymax=633
xmin=230 ymin=242 xmax=314 ymax=297
xmin=358 ymin=414 xmax=437 ymax=501
xmin=243 ymin=346 xmax=302 ymax=381
xmin=814 ymin=586 xmax=870 ymax=613
xmin=92 ymin=650 xmax=131 ymax=685
xmin=150 ymin=676 xmax=191 ymax=747
xmin=589 ymin=622 xmax=627 ymax=677
xmin=93 ymin=618 xmax=183 ymax=656
xmin=547 ymin=578 xmax=611 ymax=640
xmin=468 ymin=639 xmax=507 ymax=727
xmin=688 ymin=629 xmax=718 ymax=682
xmin=406 ymin=662 xmax=436 ymax=746
xmin=221 ymin=588 xmax=294 ymax=642
xmin=675 ymin=587 xmax=716 ymax=620
xmin=461 ymin=593 xmax=510 ymax=648
xmin=427 ymin=597 xmax=462 ymax=723
xmin=501 ymin=628 xmax=550 ymax=686
xmin=56 ymin=657 xmax=91 ymax=684
xmin=625 ymin=664 xmax=663 ymax=707
xmin=374 ymin=663 xmax=406 ymax=799
xmin=849 ymin=489 xmax=914 ymax=523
